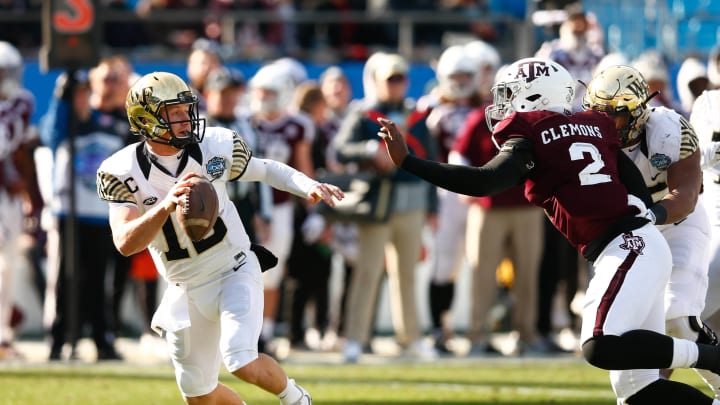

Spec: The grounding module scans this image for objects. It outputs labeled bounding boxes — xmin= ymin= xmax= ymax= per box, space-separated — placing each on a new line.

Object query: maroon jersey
xmin=426 ymin=102 xmax=474 ymax=163
xmin=252 ymin=113 xmax=314 ymax=204
xmin=493 ymin=109 xmax=638 ymax=256
xmin=0 ymin=88 xmax=34 ymax=155
xmin=453 ymin=107 xmax=528 ymax=209
xmin=0 ymin=89 xmax=34 ymax=191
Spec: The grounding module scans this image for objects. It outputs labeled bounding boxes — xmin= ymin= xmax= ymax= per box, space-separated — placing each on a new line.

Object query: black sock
xmin=626 ymin=379 xmax=712 ymax=404
xmin=695 ymin=343 xmax=720 ymax=373
xmin=429 ymin=282 xmax=454 ymax=329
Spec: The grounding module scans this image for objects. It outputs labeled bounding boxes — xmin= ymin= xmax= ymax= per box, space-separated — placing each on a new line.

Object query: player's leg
xmin=388 ymin=210 xmax=434 ymax=356
xmin=466 ymin=204 xmax=506 ymax=353
xmin=667 ymin=316 xmax=720 ymax=398
xmin=222 ymin=253 xmax=311 ymax=404
xmin=580 ymin=225 xmax=717 ymax=402
xmin=0 ymin=192 xmax=22 ymax=357
xmin=185 ymin=383 xmax=245 ymax=405
xmin=702 ymin=179 xmax=720 ymax=321
xmin=165 ymin=298 xmax=227 ymax=403
xmin=341 ymin=222 xmax=390 ymax=362
xmin=507 ymin=207 xmax=544 ymax=351
xmin=662 ymin=209 xmax=720 ymax=397
xmin=429 ymin=191 xmax=467 ymax=351
xmin=261 ymin=201 xmax=294 ymax=352
xmin=624 ymin=379 xmax=717 ymax=404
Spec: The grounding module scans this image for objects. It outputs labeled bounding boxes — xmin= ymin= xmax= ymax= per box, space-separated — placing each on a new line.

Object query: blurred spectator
xmin=86 ymin=56 xmax=136 ymax=342
xmin=534 ymin=6 xmax=605 ymax=111
xmin=592 ymin=51 xmax=629 ymax=76
xmin=0 ymin=41 xmax=42 ymax=360
xmin=452 ymin=106 xmax=546 ymax=356
xmin=41 ymin=57 xmax=131 ymax=360
xmin=128 ymin=249 xmax=165 ymax=357
xmin=708 ymin=45 xmax=720 ymax=90
xmin=421 ymin=44 xmax=485 ymax=354
xmin=104 ymin=0 xmax=147 ymax=48
xmin=272 ymin=57 xmax=309 ymax=87
xmin=317 ymin=66 xmax=360 ymax=343
xmin=186 ymin=38 xmax=223 ymax=100
xmin=631 ymin=51 xmax=682 ymax=111
xmin=135 ymin=0 xmax=206 ymax=49
xmin=676 ymin=57 xmax=710 ymax=117
xmin=241 ymin=63 xmax=314 ymax=355
xmin=297 ymin=0 xmax=364 ymax=59
xmin=334 ymin=52 xmax=438 ymax=363
xmin=391 ymin=0 xmax=443 ymax=47
xmin=319 ymin=66 xmax=361 ymax=144
xmin=464 ymin=40 xmax=502 ymax=102
xmin=286 ymin=82 xmax=334 ymax=350
xmin=203 ymin=66 xmax=272 ymax=246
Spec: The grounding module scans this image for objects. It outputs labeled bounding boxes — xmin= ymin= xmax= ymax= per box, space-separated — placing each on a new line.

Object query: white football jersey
xmin=97 ymin=127 xmax=253 ymax=284
xmin=622 ymin=106 xmax=697 ymax=203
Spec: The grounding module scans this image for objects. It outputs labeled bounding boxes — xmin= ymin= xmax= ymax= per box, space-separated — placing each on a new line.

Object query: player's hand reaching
xmin=307 ymin=182 xmax=345 ymax=207
xmin=376 ymin=117 xmax=410 ymax=167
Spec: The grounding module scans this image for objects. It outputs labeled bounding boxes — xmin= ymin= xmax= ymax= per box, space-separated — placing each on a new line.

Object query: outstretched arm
xmin=239 ymin=157 xmax=344 ymax=206
xmin=377 ymin=117 xmax=532 ymax=197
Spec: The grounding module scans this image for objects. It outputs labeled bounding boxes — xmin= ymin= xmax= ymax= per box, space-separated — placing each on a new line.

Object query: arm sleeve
xmin=616 ymin=149 xmax=653 ymax=208
xmin=257 ymin=182 xmax=273 ymax=221
xmin=239 ymin=157 xmax=319 ymax=198
xmin=228 ymin=131 xmax=253 ymax=180
xmin=400 ymin=137 xmax=533 ymax=197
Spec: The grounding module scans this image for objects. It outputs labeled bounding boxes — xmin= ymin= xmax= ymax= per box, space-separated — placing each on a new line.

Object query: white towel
xmin=151 ymin=283 xmax=191 ymax=336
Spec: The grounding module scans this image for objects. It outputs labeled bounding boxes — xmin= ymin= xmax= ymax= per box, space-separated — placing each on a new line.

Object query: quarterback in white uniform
xmin=97 ymin=72 xmax=342 ymax=405
xmin=585 ymin=65 xmax=719 ymax=399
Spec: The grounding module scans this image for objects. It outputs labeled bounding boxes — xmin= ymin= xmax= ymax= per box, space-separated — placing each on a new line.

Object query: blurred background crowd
xmin=1 ymin=0 xmax=720 ymax=363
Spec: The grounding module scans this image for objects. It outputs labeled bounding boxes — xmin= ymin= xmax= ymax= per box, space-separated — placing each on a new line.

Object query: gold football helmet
xmin=582 ymin=65 xmax=654 ymax=147
xmin=126 ymin=71 xmax=205 ymax=149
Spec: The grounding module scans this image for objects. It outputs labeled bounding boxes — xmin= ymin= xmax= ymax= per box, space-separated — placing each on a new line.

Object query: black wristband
xmin=650 ymin=204 xmax=668 ymax=225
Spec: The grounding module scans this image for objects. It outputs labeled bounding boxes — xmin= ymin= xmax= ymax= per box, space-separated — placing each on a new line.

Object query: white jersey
xmin=97 ymin=127 xmax=253 ymax=284
xmin=625 ymin=106 xmax=710 ymax=319
xmin=623 ymin=107 xmax=708 ymax=232
xmin=622 ymin=107 xmax=687 ymax=202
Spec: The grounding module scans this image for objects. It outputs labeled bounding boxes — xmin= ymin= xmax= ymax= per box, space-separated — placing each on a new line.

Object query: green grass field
xmin=0 ymin=358 xmax=712 ymax=405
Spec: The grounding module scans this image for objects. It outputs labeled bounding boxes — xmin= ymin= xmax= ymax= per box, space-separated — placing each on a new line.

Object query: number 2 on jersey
xmin=569 ymin=142 xmax=612 ymax=186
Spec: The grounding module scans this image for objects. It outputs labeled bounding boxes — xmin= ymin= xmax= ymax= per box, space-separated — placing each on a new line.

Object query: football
xmin=176 ymin=176 xmax=219 ymax=241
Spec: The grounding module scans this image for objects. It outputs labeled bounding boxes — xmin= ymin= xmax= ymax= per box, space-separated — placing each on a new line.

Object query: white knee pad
xmin=610 ymin=369 xmax=661 ymax=403
xmin=177 ymin=363 xmax=217 ymax=398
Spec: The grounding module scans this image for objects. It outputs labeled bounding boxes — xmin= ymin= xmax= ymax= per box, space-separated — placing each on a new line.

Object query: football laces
xmin=181 ymin=192 xmax=190 ymax=215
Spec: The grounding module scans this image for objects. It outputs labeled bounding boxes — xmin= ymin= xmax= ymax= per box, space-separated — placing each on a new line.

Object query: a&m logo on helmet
xmin=515 ymin=60 xmax=553 ymax=83
xmin=619 ymin=232 xmax=645 ymax=255
xmin=206 ymin=156 xmax=227 ymax=179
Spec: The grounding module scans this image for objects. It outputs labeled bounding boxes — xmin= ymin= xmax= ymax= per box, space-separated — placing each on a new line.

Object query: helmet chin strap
xmin=644 ymin=90 xmax=660 ymax=106
xmin=148 ymin=132 xmax=191 ymax=150
xmin=168 ymin=134 xmax=194 ymax=149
